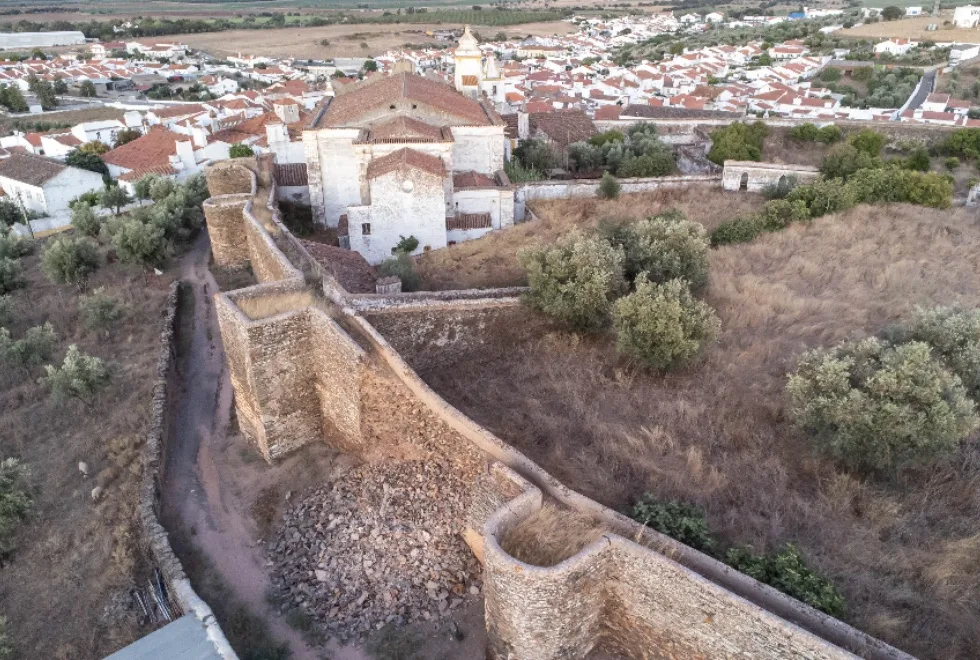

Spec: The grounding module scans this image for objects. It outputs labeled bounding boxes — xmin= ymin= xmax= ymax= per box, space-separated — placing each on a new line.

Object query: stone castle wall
xmin=202 ymin=161 xmax=913 ymax=660
xmin=722 ymin=161 xmax=822 ymax=192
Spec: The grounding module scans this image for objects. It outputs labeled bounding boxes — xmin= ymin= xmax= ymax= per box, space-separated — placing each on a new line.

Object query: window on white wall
xmin=361 ymin=223 xmax=371 ymax=235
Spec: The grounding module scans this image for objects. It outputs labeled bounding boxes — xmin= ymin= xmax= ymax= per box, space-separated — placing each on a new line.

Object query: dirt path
xmin=160 ymin=233 xmax=369 ymax=660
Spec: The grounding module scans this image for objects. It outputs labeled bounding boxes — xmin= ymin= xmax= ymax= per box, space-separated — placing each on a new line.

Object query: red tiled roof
xmin=369 ymin=115 xmax=445 ymax=142
xmin=151 ymin=104 xmax=207 ymax=119
xmin=594 ymin=105 xmax=621 ymax=120
xmin=316 ymin=72 xmax=494 ymax=128
xmin=453 ymin=171 xmax=497 ymax=188
xmin=365 ymin=147 xmax=445 ymax=180
xmin=461 ymin=75 xmax=479 ymax=86
xmin=103 ymin=127 xmax=185 ymax=172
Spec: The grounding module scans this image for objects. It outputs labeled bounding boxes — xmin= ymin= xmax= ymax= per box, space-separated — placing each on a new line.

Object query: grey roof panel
xmin=104 ymin=615 xmax=224 ymax=660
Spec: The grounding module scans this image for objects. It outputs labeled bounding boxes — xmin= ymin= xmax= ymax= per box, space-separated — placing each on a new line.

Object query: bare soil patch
xmin=173 ymin=20 xmax=575 ymax=59
xmin=0 ymin=242 xmax=174 ymax=658
xmin=415 ymin=186 xmax=767 ymax=290
xmin=413 ymin=203 xmax=980 ymax=659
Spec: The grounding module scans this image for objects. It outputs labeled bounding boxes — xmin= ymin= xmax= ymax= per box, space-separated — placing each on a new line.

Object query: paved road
xmin=905 ymin=68 xmax=937 ymax=111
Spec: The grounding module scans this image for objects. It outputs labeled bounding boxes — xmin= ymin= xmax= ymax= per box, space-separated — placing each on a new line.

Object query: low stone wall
xmin=139 ymin=282 xmax=236 ymax=659
xmin=514 ymin=174 xmax=722 ymax=221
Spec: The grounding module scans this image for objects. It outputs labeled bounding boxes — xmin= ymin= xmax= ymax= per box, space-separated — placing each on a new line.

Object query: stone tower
xmin=454 ymin=25 xmax=482 ymax=98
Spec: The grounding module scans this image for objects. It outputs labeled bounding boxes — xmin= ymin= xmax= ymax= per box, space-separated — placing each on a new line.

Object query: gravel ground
xmin=267 ymin=460 xmax=482 ymax=642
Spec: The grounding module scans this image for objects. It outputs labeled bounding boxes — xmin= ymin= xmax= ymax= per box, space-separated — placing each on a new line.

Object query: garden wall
xmin=203 ymin=162 xmax=914 ymax=660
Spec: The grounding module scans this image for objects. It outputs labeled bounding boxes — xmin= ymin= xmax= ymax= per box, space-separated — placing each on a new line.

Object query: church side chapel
xmin=303 ymin=27 xmax=514 ymax=264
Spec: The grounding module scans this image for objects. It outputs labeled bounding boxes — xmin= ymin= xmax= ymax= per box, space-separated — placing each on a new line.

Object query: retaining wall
xmin=202 ymin=161 xmax=914 ymax=660
xmin=722 ymin=160 xmax=822 ymax=192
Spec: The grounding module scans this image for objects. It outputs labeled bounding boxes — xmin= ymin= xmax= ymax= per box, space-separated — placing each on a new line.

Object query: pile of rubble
xmin=267 ymin=459 xmax=482 ymax=641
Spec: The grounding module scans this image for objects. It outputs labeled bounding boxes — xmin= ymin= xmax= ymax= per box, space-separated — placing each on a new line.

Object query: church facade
xmin=302 ymin=28 xmax=513 ymax=264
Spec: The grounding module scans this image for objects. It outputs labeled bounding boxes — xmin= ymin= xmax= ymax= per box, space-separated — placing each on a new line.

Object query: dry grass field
xmin=0 ymin=244 xmax=173 ymax=658
xmin=416 ymin=203 xmax=980 ymax=659
xmin=842 ymin=14 xmax=980 ymax=41
xmin=172 ymin=20 xmax=575 ymax=59
xmin=0 ymin=106 xmax=125 ymax=137
xmin=415 ymin=186 xmax=767 ymax=290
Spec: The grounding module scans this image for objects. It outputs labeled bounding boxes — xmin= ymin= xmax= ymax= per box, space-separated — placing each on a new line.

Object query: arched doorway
xmin=739 ymin=171 xmax=749 ymax=191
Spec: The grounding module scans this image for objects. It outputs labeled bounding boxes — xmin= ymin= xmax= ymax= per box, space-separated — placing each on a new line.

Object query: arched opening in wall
xmin=739 ymin=172 xmax=749 ymax=191
xmin=777 ymin=174 xmax=787 ymax=192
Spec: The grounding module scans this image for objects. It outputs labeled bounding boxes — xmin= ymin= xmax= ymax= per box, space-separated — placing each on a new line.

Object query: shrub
xmin=132 ymin=174 xmax=157 ymax=201
xmin=725 ymin=544 xmax=846 ymax=617
xmin=39 ymin=344 xmax=111 ymax=405
xmin=229 ymin=143 xmax=255 ymax=158
xmin=41 ymin=236 xmax=99 ymax=286
xmin=0 ymin=458 xmax=32 ymax=558
xmin=945 ymin=156 xmax=960 ymax=170
xmin=820 ymin=143 xmax=877 ymax=181
xmin=392 ymin=235 xmax=419 ymax=254
xmin=611 ymin=278 xmax=720 ymax=371
xmin=0 ymin=322 xmax=57 ymax=368
xmin=906 ymin=171 xmax=953 ymax=209
xmin=79 ymin=288 xmax=121 ymax=335
xmin=518 ymin=232 xmax=625 ymax=332
xmin=616 ymin=151 xmax=675 ymax=177
xmin=0 ymin=199 xmax=24 ymax=229
xmin=112 ymin=219 xmax=169 ymax=267
xmin=820 ymin=67 xmax=841 ymax=82
xmin=891 ymin=307 xmax=980 ymax=399
xmin=631 ymin=495 xmax=714 ymax=554
xmin=710 ymin=215 xmax=764 ymax=246
xmin=817 ymin=125 xmax=844 ymax=144
xmin=149 ymin=177 xmax=177 ymax=202
xmin=707 ymin=121 xmax=769 ymax=165
xmin=377 ymin=252 xmax=421 ymax=292
xmin=788 ymin=123 xmax=821 ymax=142
xmin=757 ymin=198 xmax=809 ymax=232
xmin=598 ymin=172 xmax=620 ymax=199
xmin=786 ymin=177 xmax=857 ymax=218
xmin=0 ymin=233 xmax=32 ymax=260
xmin=70 ymin=203 xmax=101 ymax=238
xmin=905 ymin=147 xmax=931 ymax=172
xmin=848 ymin=128 xmax=886 ymax=158
xmin=618 ymin=211 xmax=710 ymax=289
xmin=0 ymin=258 xmax=26 ymax=295
xmin=513 ymin=139 xmax=557 ymax=173
xmin=787 ymin=338 xmax=978 ymax=474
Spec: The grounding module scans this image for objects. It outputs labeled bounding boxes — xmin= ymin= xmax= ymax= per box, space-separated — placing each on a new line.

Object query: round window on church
xmin=401 ymin=179 xmax=414 ymax=193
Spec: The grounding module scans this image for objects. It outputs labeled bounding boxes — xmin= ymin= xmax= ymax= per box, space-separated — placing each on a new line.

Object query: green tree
xmin=905 ymin=147 xmax=931 ymax=172
xmin=0 ymin=323 xmax=56 ymax=368
xmin=848 ymin=128 xmax=886 ymax=158
xmin=65 ymin=150 xmax=108 ymax=176
xmin=707 ymin=122 xmax=769 ymax=165
xmin=612 ymin=277 xmax=720 ymax=371
xmin=79 ymin=287 xmax=121 ymax=336
xmin=0 ymin=459 xmax=32 ymax=558
xmin=132 ymin=174 xmax=156 ymax=201
xmin=787 ymin=338 xmax=978 ymax=474
xmin=111 ymin=219 xmax=169 ymax=267
xmin=0 ymin=200 xmax=24 ymax=229
xmin=0 ymin=258 xmax=25 ymax=295
xmin=378 ymin=252 xmax=421 ymax=291
xmin=891 ymin=307 xmax=980 ymax=398
xmin=41 ymin=236 xmax=100 ymax=287
xmin=149 ymin=177 xmax=176 ymax=201
xmin=39 ymin=344 xmax=111 ymax=406
xmin=0 ymin=84 xmax=28 ymax=113
xmin=518 ymin=232 xmax=625 ymax=331
xmin=113 ymin=127 xmax=141 ymax=148
xmin=611 ymin=211 xmax=710 ymax=289
xmin=229 ymin=143 xmax=254 ymax=158
xmin=881 ymin=5 xmax=903 ymax=20
xmin=363 ymin=59 xmax=378 ymax=72
xmin=598 ymin=171 xmax=620 ymax=199
xmin=820 ymin=142 xmax=877 ymax=180
xmin=99 ymin=185 xmax=130 ymax=214
xmin=53 ymin=78 xmax=68 ymax=94
xmin=70 ymin=203 xmax=101 ymax=238
xmin=78 ymin=80 xmax=97 ymax=97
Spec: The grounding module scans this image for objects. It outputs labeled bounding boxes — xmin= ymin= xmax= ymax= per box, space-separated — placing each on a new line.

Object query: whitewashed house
xmin=954 ymin=6 xmax=980 ymax=28
xmin=874 ymin=38 xmax=917 ymax=56
xmin=0 ymin=153 xmax=103 ymax=220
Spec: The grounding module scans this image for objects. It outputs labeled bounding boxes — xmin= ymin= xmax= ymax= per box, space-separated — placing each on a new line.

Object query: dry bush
xmin=235 ymin=290 xmax=315 ymax=320
xmin=499 ymin=502 xmax=611 ymax=567
xmin=415 ymin=186 xmax=766 ymax=291
xmin=0 ymin=248 xmax=172 ymax=658
xmin=415 ymin=203 xmax=980 ymax=659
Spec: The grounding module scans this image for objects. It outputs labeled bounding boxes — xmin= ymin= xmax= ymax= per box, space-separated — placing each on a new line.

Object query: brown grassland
xmin=0 ymin=106 xmax=125 ymax=137
xmin=842 ymin=13 xmax=980 ymax=41
xmin=416 ymin=186 xmax=767 ymax=290
xmin=415 ymin=201 xmax=980 ymax=659
xmin=172 ymin=20 xmax=575 ymax=59
xmin=0 ymin=244 xmax=173 ymax=658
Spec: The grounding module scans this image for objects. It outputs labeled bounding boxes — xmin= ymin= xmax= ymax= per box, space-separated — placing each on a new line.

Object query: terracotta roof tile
xmin=529 ymin=110 xmax=596 ymax=149
xmin=369 ymin=116 xmax=445 ymax=142
xmin=453 ymin=171 xmax=497 ymax=188
xmin=316 ymin=72 xmax=493 ymax=128
xmin=0 ymin=153 xmax=67 ymax=186
xmin=151 ymin=104 xmax=208 ymax=119
xmin=365 ymin=147 xmax=445 ymax=180
xmin=103 ymin=127 xmax=186 ymax=172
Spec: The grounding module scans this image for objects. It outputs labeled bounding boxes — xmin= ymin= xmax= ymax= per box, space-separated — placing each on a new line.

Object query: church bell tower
xmin=453 ymin=25 xmax=483 ymax=98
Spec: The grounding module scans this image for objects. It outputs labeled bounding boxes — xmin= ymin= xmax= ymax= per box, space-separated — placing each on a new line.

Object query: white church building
xmin=302 ymin=27 xmax=513 ymax=264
